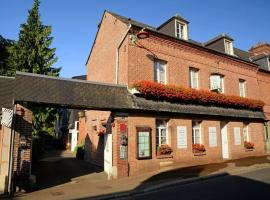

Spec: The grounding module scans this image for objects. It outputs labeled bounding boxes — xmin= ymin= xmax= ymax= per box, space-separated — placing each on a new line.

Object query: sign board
xmin=234 ymin=127 xmax=241 ymax=145
xmin=120 ymin=145 xmax=127 ymax=159
xmin=209 ymin=127 xmax=217 ymax=147
xmin=1 ymin=108 xmax=13 ymax=128
xmin=177 ymin=126 xmax=187 ymax=149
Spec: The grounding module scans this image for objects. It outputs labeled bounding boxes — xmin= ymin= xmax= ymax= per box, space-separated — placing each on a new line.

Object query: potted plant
xmin=193 ymin=143 xmax=206 ymax=154
xmin=97 ymin=129 xmax=105 ymax=136
xmin=244 ymin=141 xmax=255 ymax=149
xmin=157 ymin=144 xmax=173 ymax=156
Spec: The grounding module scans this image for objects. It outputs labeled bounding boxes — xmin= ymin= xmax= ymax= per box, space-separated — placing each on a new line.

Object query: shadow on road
xmin=31 ymin=150 xmax=104 ymax=191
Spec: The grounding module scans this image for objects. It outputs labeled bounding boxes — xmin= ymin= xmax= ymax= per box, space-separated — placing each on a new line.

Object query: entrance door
xmin=220 ymin=122 xmax=229 ymax=159
xmin=104 ymin=133 xmax=112 ymax=175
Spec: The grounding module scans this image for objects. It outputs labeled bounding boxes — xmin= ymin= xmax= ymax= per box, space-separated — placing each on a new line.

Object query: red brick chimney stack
xmin=249 ymin=42 xmax=270 ymax=56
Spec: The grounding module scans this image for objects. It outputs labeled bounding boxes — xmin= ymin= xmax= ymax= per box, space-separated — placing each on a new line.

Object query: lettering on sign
xmin=208 ymin=127 xmax=217 ymax=147
xmin=177 ymin=126 xmax=187 ymax=149
xmin=234 ymin=127 xmax=241 ymax=145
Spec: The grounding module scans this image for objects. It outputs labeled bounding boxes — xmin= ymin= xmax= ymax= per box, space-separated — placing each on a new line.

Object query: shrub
xmin=132 ymin=81 xmax=265 ymax=111
xmin=74 ymin=142 xmax=85 ymax=160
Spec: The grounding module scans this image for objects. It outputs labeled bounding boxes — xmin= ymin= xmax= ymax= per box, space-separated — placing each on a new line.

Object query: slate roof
xmin=107 ymin=11 xmax=256 ymax=66
xmin=0 ymin=72 xmax=266 ymax=121
xmin=131 ymin=96 xmax=266 ymax=120
xmin=0 ymin=76 xmax=15 ymax=112
xmin=13 ymin=72 xmax=132 ymax=110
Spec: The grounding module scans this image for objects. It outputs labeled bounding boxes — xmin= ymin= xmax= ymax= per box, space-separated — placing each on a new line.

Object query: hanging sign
xmin=1 ymin=108 xmax=13 ymax=128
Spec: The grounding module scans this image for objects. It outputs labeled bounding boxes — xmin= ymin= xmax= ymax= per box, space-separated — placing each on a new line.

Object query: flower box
xmin=132 ymin=81 xmax=264 ymax=111
xmin=193 ymin=143 xmax=206 ymax=154
xmin=244 ymin=141 xmax=255 ymax=150
xmin=157 ymin=144 xmax=173 ymax=156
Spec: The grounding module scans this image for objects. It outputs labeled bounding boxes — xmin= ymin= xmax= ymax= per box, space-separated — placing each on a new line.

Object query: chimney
xmin=249 ymin=42 xmax=270 ymax=56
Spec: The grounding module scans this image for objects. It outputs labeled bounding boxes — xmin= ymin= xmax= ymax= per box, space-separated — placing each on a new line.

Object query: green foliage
xmin=0 ymin=35 xmax=15 ymax=76
xmin=8 ymin=0 xmax=60 ymax=75
xmin=74 ymin=142 xmax=85 ymax=160
xmin=6 ymin=0 xmax=61 ymax=136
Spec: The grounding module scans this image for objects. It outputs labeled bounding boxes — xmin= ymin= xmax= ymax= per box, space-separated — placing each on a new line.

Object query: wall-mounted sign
xmin=120 ymin=123 xmax=127 ymax=133
xmin=120 ymin=145 xmax=127 ymax=159
xmin=234 ymin=127 xmax=241 ymax=145
xmin=136 ymin=127 xmax=152 ymax=159
xmin=177 ymin=126 xmax=187 ymax=149
xmin=1 ymin=108 xmax=13 ymax=128
xmin=209 ymin=127 xmax=217 ymax=147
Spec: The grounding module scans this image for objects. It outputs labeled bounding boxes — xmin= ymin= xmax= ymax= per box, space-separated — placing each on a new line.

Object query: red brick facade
xmin=83 ymin=11 xmax=269 ymax=178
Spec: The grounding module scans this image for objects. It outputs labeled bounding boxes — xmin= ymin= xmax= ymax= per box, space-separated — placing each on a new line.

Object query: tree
xmin=0 ymin=35 xmax=15 ymax=76
xmin=8 ymin=0 xmax=60 ymax=76
xmin=8 ymin=0 xmax=61 ymax=136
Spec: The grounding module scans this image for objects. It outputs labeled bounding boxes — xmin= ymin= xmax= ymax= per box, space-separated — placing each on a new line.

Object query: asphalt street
xmin=130 ymin=167 xmax=270 ymax=200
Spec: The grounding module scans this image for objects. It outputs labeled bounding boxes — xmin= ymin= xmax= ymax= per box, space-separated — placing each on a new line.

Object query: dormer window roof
xmin=204 ymin=33 xmax=234 ymax=56
xmin=157 ymin=13 xmax=189 ymax=40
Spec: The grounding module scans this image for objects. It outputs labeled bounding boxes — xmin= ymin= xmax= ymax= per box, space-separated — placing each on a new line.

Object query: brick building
xmin=84 ymin=11 xmax=270 ymax=178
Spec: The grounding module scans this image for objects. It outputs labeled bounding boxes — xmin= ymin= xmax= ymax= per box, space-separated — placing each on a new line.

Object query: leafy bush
xmin=74 ymin=142 xmax=85 ymax=160
xmin=132 ymin=81 xmax=265 ymax=111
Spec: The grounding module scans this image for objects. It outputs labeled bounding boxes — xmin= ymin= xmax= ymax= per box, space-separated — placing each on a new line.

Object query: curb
xmin=92 ymin=172 xmax=228 ymax=199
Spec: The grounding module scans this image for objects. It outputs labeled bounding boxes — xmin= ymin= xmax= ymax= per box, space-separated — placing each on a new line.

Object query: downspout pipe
xmin=116 ymin=23 xmax=132 ymax=84
xmin=7 ymin=103 xmax=16 ymax=194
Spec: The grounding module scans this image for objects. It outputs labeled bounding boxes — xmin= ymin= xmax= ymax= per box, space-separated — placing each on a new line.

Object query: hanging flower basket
xmin=193 ymin=143 xmax=206 ymax=153
xmin=132 ymin=81 xmax=265 ymax=111
xmin=244 ymin=141 xmax=255 ymax=149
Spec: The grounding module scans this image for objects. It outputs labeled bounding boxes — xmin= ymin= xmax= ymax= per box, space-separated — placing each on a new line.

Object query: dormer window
xmin=175 ymin=21 xmax=188 ymax=40
xmin=225 ymin=39 xmax=234 ymax=55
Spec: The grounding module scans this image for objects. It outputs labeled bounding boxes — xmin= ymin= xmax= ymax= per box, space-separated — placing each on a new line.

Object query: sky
xmin=0 ymin=0 xmax=270 ymax=78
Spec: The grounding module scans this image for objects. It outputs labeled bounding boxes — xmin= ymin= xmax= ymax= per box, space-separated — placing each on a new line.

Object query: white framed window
xmin=189 ymin=68 xmax=199 ymax=89
xmin=224 ymin=40 xmax=234 ymax=55
xmin=175 ymin=21 xmax=188 ymax=40
xmin=243 ymin=123 xmax=250 ymax=142
xmin=192 ymin=121 xmax=202 ymax=144
xmin=210 ymin=74 xmax=224 ymax=93
xmin=154 ymin=60 xmax=166 ymax=84
xmin=156 ymin=120 xmax=168 ymax=146
xmin=239 ymin=79 xmax=246 ymax=97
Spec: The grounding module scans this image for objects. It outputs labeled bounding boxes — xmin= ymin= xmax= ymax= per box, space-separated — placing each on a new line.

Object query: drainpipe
xmin=7 ymin=104 xmax=16 ymax=194
xmin=115 ymin=24 xmax=132 ymax=84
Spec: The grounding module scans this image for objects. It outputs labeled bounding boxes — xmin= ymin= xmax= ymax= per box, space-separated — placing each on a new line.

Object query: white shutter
xmin=159 ymin=64 xmax=165 ymax=84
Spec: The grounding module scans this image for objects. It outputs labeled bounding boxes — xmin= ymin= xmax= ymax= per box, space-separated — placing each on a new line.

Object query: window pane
xmin=138 ymin=131 xmax=150 ymax=158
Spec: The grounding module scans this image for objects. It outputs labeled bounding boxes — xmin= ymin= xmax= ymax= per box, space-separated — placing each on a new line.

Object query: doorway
xmin=220 ymin=122 xmax=229 ymax=159
xmin=104 ymin=133 xmax=112 ymax=176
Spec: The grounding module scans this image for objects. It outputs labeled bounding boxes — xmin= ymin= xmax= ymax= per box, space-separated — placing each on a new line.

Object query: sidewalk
xmin=12 ymin=155 xmax=270 ymax=200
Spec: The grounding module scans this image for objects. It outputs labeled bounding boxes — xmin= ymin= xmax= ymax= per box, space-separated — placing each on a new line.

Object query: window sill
xmin=156 ymin=154 xmax=173 ymax=159
xmin=193 ymin=152 xmax=206 ymax=156
xmin=245 ymin=148 xmax=254 ymax=152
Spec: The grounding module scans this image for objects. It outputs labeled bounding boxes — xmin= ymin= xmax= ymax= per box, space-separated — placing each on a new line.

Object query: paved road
xmin=31 ymin=150 xmax=105 ymax=190
xmin=131 ymin=167 xmax=270 ymax=200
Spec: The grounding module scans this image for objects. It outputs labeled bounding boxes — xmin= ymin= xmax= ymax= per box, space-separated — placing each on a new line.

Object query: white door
xmin=221 ymin=122 xmax=229 ymax=159
xmin=104 ymin=133 xmax=112 ymax=175
xmin=71 ymin=129 xmax=78 ymax=152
